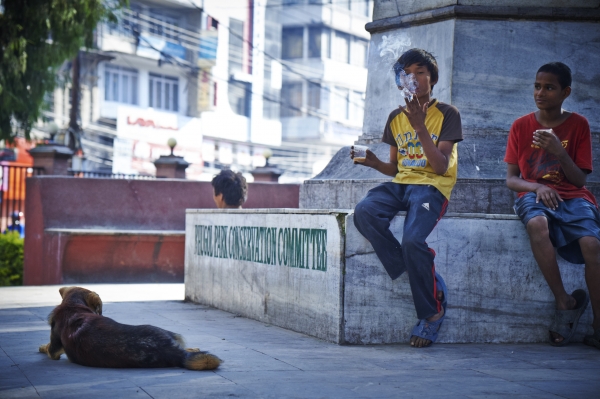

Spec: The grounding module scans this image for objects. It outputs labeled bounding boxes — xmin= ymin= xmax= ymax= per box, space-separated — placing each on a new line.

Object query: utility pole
xmin=68 ymin=51 xmax=82 ymax=152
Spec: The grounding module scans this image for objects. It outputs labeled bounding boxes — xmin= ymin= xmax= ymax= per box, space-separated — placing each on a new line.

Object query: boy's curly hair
xmin=211 ymin=170 xmax=247 ymax=207
xmin=393 ymin=48 xmax=439 ymax=92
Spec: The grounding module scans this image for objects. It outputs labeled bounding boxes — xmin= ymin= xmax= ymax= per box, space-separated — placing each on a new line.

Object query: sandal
xmin=548 ymin=289 xmax=588 ymax=347
xmin=410 ymin=272 xmax=448 ymax=347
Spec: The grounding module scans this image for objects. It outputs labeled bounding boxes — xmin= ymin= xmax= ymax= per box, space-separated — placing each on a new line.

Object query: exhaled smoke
xmin=393 ymin=63 xmax=418 ymax=101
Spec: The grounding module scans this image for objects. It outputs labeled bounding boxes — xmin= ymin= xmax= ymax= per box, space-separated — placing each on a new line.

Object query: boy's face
xmin=404 ymin=63 xmax=436 ymax=98
xmin=534 ymin=72 xmax=571 ymax=111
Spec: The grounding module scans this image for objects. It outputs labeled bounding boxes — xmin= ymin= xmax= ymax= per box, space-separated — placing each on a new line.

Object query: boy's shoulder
xmin=434 ymin=100 xmax=460 ymax=116
xmin=566 ymin=112 xmax=590 ymax=127
xmin=512 ymin=112 xmax=589 ymax=128
xmin=513 ymin=112 xmax=536 ymax=126
xmin=386 ymin=100 xmax=460 ymax=120
xmin=386 ymin=107 xmax=404 ymax=122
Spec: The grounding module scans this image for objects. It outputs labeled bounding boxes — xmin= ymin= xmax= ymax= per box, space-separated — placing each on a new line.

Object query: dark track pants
xmin=353 ymin=182 xmax=448 ymax=320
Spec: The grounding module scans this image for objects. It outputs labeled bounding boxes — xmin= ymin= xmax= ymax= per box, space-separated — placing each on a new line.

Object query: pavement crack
xmin=138 ymin=386 xmax=155 ymax=398
xmin=250 ymin=348 xmax=302 ymax=370
xmin=214 ymin=371 xmax=236 ymax=384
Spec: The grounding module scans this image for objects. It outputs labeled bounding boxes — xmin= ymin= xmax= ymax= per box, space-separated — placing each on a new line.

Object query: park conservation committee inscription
xmin=194 ymin=225 xmax=328 ymax=271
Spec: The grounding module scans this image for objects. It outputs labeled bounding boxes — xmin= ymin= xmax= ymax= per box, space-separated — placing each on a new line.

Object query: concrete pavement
xmin=1 ymin=284 xmax=599 ymax=399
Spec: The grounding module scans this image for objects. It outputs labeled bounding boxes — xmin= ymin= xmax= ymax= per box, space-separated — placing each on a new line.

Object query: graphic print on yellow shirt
xmin=382 ymin=100 xmax=463 ymax=200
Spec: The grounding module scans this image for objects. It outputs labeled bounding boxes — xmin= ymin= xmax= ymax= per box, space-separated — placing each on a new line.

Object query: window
xmin=104 ymin=65 xmax=139 ymax=105
xmin=331 ymin=86 xmax=349 ymax=121
xmin=351 ymin=39 xmax=368 ymax=67
xmin=282 ymin=27 xmax=304 ymax=59
xmin=148 ymin=12 xmax=179 ymax=41
xmin=332 ymin=31 xmax=350 ymax=63
xmin=349 ymin=91 xmax=365 ymax=124
xmin=149 ymin=73 xmax=178 ymax=112
xmin=308 ymin=27 xmax=322 ymax=58
xmin=229 ymin=18 xmax=244 ymax=74
xmin=228 ymin=80 xmax=250 ymax=116
xmin=351 ymin=0 xmax=370 ymax=16
xmin=307 ymin=82 xmax=321 ymax=112
xmin=334 ymin=0 xmax=351 ymax=10
xmin=280 ymin=82 xmax=303 ymax=117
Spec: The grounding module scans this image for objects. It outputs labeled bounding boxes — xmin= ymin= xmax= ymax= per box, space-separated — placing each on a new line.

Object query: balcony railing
xmin=103 ymin=8 xmax=217 ymax=65
xmin=69 ymin=170 xmax=156 ymax=180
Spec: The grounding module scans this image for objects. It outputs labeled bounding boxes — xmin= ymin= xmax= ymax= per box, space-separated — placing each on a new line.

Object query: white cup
xmin=351 ymin=145 xmax=369 ymax=163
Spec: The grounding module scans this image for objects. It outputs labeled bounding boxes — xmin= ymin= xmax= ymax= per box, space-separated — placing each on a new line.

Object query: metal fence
xmin=68 ymin=170 xmax=156 ymax=180
xmin=0 ymin=165 xmax=44 ymax=233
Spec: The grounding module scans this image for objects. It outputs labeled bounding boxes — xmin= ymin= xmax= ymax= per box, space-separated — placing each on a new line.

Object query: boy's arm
xmin=402 ymin=98 xmax=453 ymax=175
xmin=356 ymin=146 xmax=399 ymax=177
xmin=506 ymin=163 xmax=563 ymax=210
xmin=533 ymin=129 xmax=588 ymax=188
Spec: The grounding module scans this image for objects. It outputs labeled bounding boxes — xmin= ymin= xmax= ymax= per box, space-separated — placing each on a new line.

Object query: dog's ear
xmin=85 ymin=291 xmax=103 ymax=315
xmin=58 ymin=287 xmax=72 ymax=299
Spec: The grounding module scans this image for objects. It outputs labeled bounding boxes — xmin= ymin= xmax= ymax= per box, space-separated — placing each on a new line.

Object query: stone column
xmin=154 ymin=155 xmax=190 ymax=179
xmin=300 ymin=0 xmax=600 ymax=211
xmin=28 ymin=144 xmax=74 ymax=175
xmin=251 ymin=165 xmax=282 ymax=183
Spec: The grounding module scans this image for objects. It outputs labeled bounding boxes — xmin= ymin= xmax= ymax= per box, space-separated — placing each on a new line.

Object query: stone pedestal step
xmin=184 ymin=209 xmax=593 ymax=344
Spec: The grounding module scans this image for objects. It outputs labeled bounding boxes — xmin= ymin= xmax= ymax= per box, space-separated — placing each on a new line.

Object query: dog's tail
xmin=183 ymin=350 xmax=222 ymax=370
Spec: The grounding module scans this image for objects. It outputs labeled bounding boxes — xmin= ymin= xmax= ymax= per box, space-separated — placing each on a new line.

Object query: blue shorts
xmin=514 ymin=192 xmax=600 ymax=264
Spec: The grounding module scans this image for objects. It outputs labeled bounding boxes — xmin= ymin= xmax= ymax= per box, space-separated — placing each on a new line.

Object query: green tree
xmin=0 ymin=0 xmax=127 ymax=142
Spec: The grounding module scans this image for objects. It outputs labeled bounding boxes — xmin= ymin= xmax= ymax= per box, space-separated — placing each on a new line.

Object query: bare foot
xmin=551 ymin=294 xmax=577 ymax=344
xmin=410 ymin=290 xmax=445 ymax=348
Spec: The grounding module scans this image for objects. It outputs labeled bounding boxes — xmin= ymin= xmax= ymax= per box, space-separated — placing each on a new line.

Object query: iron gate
xmin=0 ymin=165 xmax=44 ymax=234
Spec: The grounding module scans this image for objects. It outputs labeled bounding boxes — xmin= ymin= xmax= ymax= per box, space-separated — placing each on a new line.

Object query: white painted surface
xmin=185 ymin=210 xmax=345 ymax=343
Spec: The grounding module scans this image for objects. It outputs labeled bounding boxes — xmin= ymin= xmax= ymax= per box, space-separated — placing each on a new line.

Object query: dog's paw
xmin=185 ymin=352 xmax=222 ymax=370
xmin=185 ymin=348 xmax=202 ymax=353
xmin=39 ymin=344 xmax=49 ymax=353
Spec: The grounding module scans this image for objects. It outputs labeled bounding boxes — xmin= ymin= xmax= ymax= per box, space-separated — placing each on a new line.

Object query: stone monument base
xmin=184 ymin=209 xmax=593 ymax=344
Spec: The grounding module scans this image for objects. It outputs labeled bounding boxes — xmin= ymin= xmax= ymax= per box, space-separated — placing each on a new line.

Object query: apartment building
xmin=41 ymin=0 xmax=370 ymax=181
xmin=279 ymin=0 xmax=371 ymax=146
xmin=45 ymin=0 xmax=281 ymax=180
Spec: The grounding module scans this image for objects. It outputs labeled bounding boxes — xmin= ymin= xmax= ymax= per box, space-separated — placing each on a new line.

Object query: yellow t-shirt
xmin=381 ymin=100 xmax=463 ymax=200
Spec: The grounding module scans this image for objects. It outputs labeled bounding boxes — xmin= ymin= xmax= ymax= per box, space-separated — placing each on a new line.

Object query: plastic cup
xmin=352 ymin=145 xmax=368 ymax=163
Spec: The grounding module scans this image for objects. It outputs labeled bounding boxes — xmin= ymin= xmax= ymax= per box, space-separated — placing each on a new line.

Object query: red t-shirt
xmin=504 ymin=112 xmax=597 ymax=206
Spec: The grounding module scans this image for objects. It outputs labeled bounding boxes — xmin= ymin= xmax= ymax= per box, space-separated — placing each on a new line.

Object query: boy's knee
xmin=579 ymin=236 xmax=600 ymax=256
xmin=526 ymin=216 xmax=550 ymax=238
xmin=354 ymin=200 xmax=374 ymax=222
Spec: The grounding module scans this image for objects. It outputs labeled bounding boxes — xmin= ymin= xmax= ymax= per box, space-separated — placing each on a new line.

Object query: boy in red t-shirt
xmin=504 ymin=62 xmax=600 ymax=349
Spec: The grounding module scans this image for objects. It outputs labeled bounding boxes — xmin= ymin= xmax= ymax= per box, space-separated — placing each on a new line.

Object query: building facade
xmin=41 ymin=0 xmax=371 ymax=182
xmin=43 ymin=0 xmax=281 ymax=180
xmin=279 ymin=0 xmax=372 ymax=146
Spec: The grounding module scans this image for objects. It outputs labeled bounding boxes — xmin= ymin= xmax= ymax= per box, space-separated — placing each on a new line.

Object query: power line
xmin=188 ymin=0 xmax=368 ymax=110
xmin=193 ymin=0 xmax=372 ymax=11
xmin=136 ymin=35 xmax=360 ymax=126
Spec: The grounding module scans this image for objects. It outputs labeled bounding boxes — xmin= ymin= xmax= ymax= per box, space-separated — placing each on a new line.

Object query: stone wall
xmin=185 ymin=210 xmax=345 ymax=343
xmin=24 ymin=177 xmax=300 ymax=285
xmin=184 ymin=209 xmax=593 ymax=344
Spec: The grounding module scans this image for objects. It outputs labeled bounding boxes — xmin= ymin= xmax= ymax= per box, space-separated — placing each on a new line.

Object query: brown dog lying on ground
xmin=39 ymin=286 xmax=221 ymax=370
